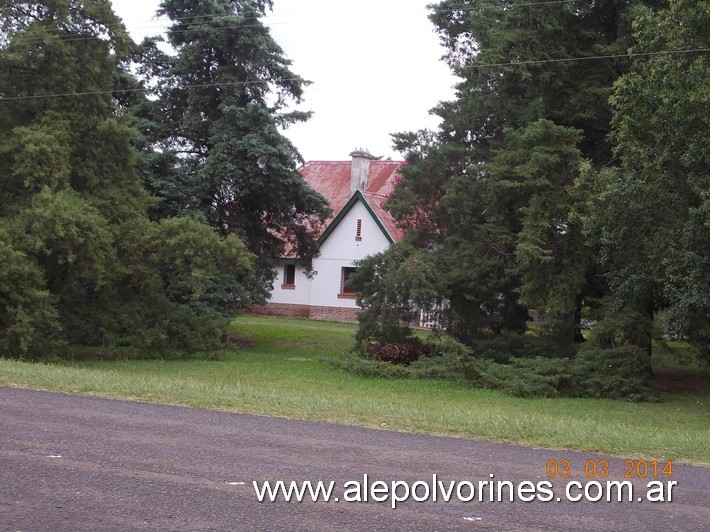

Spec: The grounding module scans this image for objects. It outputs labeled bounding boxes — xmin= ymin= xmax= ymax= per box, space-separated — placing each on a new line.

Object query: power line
xmin=457 ymin=48 xmax=710 ymax=70
xmin=0 ymin=77 xmax=307 ymax=102
xmin=436 ymin=0 xmax=578 ymax=12
xmin=1 ymin=47 xmax=706 ymax=103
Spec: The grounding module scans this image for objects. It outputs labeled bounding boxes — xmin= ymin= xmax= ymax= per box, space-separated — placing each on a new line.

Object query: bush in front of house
xmin=443 ymin=335 xmax=653 ymax=399
xmin=342 ymin=333 xmax=655 ymax=400
xmin=570 ymin=345 xmax=653 ymax=400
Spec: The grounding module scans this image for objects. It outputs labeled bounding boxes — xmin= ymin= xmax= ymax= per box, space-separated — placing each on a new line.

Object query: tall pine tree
xmin=359 ymin=0 xmax=662 ymax=349
xmin=134 ymin=0 xmax=330 ymax=304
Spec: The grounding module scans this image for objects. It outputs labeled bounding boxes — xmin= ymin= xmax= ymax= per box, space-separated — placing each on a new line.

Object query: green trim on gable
xmin=277 ymin=257 xmax=312 ymax=267
xmin=316 ymin=190 xmax=395 ymax=246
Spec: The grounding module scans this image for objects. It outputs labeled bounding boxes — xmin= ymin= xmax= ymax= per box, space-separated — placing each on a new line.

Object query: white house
xmin=255 ymin=150 xmax=405 ymax=322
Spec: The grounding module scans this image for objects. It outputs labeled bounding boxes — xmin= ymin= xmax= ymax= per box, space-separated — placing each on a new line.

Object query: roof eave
xmin=316 ymin=190 xmax=395 ymax=247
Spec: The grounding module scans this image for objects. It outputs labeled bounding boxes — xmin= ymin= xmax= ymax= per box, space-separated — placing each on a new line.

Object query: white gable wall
xmin=268 ymin=198 xmax=392 ymax=310
xmin=318 ymin=201 xmax=391 ymax=260
xmin=310 ymin=200 xmax=391 ymax=308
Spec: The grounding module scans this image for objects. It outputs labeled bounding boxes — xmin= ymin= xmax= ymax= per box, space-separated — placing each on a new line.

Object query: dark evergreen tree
xmin=487 ymin=119 xmax=589 ymax=341
xmin=358 ymin=0 xmax=663 ymax=350
xmin=134 ymin=0 xmax=330 ymax=304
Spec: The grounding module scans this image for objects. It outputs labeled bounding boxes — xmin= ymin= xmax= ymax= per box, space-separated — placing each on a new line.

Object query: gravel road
xmin=1 ymin=387 xmax=707 ymax=531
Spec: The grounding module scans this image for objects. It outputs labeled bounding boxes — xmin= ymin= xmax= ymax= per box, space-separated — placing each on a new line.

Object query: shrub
xmin=0 ymin=232 xmax=62 ymax=358
xmin=436 ymin=354 xmax=574 ymax=397
xmin=498 ymin=358 xmax=575 ymax=397
xmin=425 ymin=334 xmax=653 ymax=400
xmin=406 ymin=355 xmax=452 ymax=380
xmin=342 ymin=332 xmax=657 ymax=400
xmin=572 ymin=345 xmax=654 ymax=400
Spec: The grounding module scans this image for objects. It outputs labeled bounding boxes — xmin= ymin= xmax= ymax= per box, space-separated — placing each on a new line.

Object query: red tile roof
xmin=300 ymin=160 xmax=406 ymax=243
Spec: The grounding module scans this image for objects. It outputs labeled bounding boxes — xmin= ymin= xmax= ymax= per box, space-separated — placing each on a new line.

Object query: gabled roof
xmin=300 ymin=160 xmax=405 ymax=243
xmin=317 ymin=190 xmax=395 ymax=246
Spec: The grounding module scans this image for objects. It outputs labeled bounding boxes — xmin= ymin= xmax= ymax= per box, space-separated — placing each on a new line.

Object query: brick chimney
xmin=349 ymin=148 xmax=373 ymax=195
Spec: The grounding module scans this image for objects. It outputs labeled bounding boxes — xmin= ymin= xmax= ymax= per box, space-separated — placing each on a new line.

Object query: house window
xmin=339 ymin=267 xmax=357 ymax=298
xmin=355 ymin=218 xmax=362 ymax=241
xmin=282 ymin=264 xmax=296 ymax=289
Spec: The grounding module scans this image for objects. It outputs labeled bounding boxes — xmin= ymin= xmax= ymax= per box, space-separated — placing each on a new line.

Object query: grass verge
xmin=1 ymin=315 xmax=708 ymax=465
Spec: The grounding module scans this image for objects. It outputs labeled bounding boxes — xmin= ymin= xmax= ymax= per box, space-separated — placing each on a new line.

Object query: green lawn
xmin=1 ymin=315 xmax=708 ymax=465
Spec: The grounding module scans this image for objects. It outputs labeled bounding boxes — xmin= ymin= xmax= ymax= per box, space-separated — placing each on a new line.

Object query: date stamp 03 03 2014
xmin=545 ymin=458 xmax=675 ymax=480
xmin=544 ymin=458 xmax=677 ymax=503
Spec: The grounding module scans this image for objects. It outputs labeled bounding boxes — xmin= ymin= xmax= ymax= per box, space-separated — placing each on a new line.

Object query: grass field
xmin=1 ymin=315 xmax=708 ymax=465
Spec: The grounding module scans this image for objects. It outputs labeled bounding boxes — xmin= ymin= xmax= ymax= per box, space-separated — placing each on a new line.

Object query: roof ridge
xmin=302 ymin=159 xmax=405 ymax=164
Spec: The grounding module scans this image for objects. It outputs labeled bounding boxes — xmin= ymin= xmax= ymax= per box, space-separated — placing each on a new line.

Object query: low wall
xmin=249 ymin=303 xmax=359 ymax=323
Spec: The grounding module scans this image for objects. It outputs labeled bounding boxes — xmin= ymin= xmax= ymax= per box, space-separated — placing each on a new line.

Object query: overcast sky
xmin=112 ymin=0 xmax=458 ymax=161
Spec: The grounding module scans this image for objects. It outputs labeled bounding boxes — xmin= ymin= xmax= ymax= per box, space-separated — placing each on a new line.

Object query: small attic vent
xmin=356 ymin=218 xmax=362 ymax=241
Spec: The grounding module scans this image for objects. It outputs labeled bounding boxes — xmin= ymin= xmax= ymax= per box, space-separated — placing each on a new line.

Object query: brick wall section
xmin=249 ymin=303 xmax=359 ymax=323
xmin=250 ymin=303 xmax=310 ymax=318
xmin=308 ymin=305 xmax=359 ymax=323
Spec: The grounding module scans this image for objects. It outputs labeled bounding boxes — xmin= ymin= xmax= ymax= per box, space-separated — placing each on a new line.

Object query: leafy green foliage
xmin=0 ymin=0 xmax=255 ymax=358
xmin=579 ymin=0 xmax=709 ymax=360
xmin=0 ymin=227 xmax=60 ymax=357
xmin=7 ymin=114 xmax=72 ymax=193
xmin=105 ymin=217 xmax=254 ymax=354
xmin=491 ymin=121 xmax=586 ymax=322
xmin=585 ymin=307 xmax=659 ymax=351
xmin=429 ymin=0 xmax=650 ymax=163
xmin=484 ymin=358 xmax=575 ymax=398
